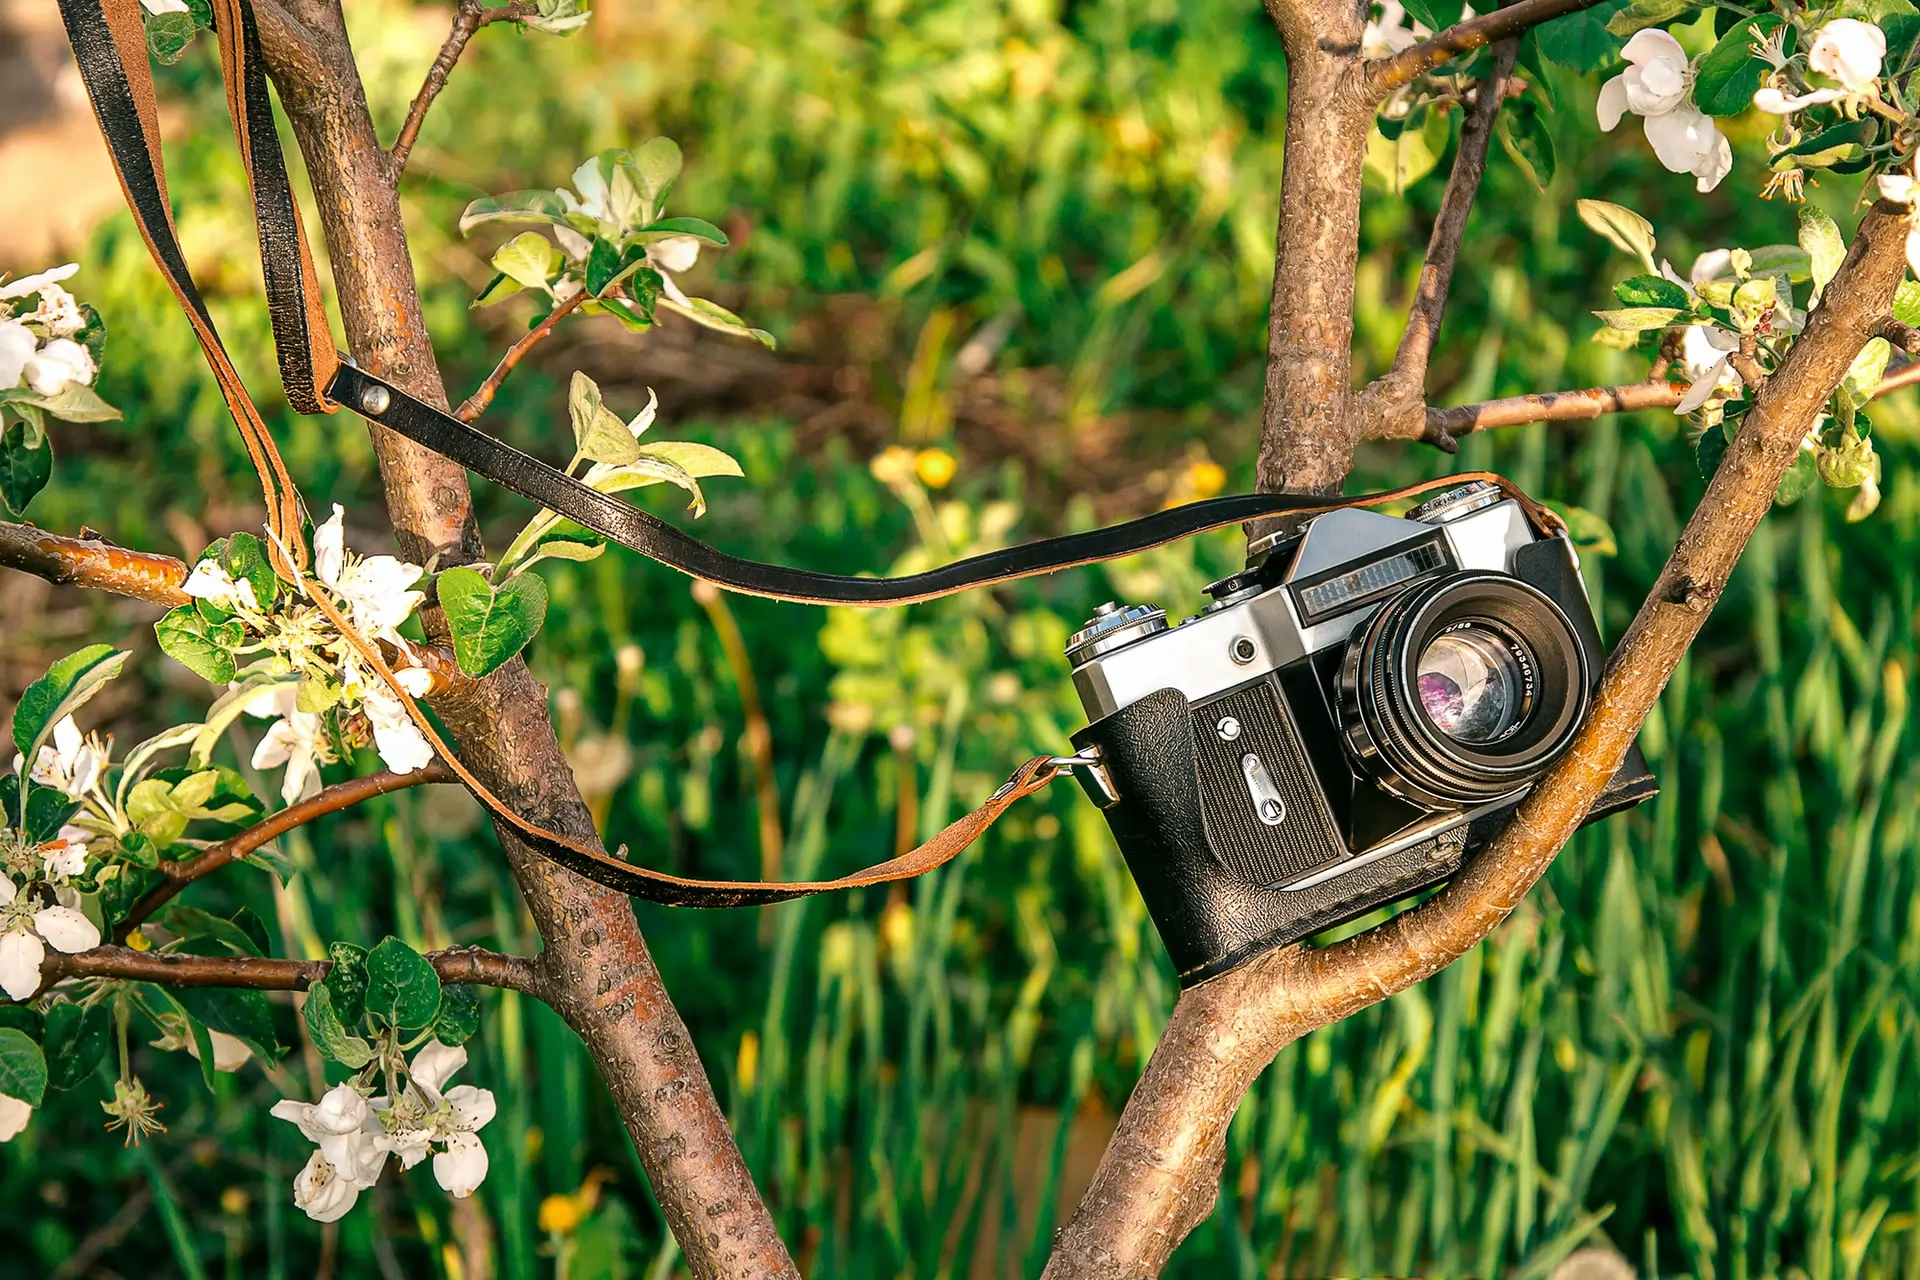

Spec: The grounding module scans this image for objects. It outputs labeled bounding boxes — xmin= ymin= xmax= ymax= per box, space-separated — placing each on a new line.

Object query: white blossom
xmin=1677 ymin=324 xmax=1742 ymax=415
xmin=0 ymin=264 xmax=79 ymax=302
xmin=648 ymin=237 xmax=703 ymax=308
xmin=139 ymin=0 xmax=192 ymax=12
xmin=248 ymin=687 xmax=335 ymax=805
xmin=1597 ymin=30 xmax=1732 ymax=193
xmin=360 ymin=675 xmax=435 ymax=775
xmin=312 ymin=505 xmax=425 ymax=645
xmin=0 ymin=1093 xmax=30 ymax=1142
xmin=0 ymin=875 xmax=102 ymax=1002
xmin=368 ymin=1040 xmax=497 ymax=1198
xmin=182 ymin=561 xmax=260 ymax=613
xmin=0 ymin=322 xmax=33 ymax=390
xmin=1808 ymin=19 xmax=1885 ymax=92
xmin=41 ymin=825 xmax=90 ymax=881
xmin=272 ymin=1082 xmax=388 ymax=1217
xmin=18 ymin=716 xmax=107 ymax=801
xmin=1362 ymin=0 xmax=1420 ymax=58
xmin=291 ymin=1149 xmax=364 ymax=1223
xmin=21 ymin=338 xmax=95 ymax=397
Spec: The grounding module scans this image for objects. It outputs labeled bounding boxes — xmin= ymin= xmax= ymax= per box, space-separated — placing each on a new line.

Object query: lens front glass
xmin=1415 ymin=625 xmax=1530 ymax=745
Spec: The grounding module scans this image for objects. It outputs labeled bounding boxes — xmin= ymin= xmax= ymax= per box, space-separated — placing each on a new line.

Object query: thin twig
xmin=42 ymin=942 xmax=542 ymax=995
xmin=1876 ymin=356 xmax=1920 ymax=394
xmin=389 ymin=0 xmax=538 ymax=175
xmin=115 ymin=762 xmax=458 ymax=941
xmin=455 ymin=291 xmax=589 ymax=422
xmin=1874 ymin=318 xmax=1920 ymax=353
xmin=1369 ymin=0 xmax=1615 ymax=96
xmin=1357 ymin=40 xmax=1518 ymax=451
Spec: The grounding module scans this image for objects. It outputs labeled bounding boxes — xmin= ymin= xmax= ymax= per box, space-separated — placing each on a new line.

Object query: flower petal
xmin=1622 ymin=28 xmax=1685 ymax=68
xmin=314 ymin=505 xmax=346 ymax=588
xmin=1596 ymin=76 xmax=1630 ymax=131
xmin=0 ymin=1093 xmax=30 ymax=1142
xmin=443 ymin=1085 xmax=497 ymax=1133
xmin=1676 ymin=356 xmax=1732 ymax=415
xmin=433 ymin=1131 xmax=490 ymax=1198
xmin=0 ymin=321 xmax=34 ymax=390
xmin=1643 ymin=106 xmax=1717 ymax=175
xmin=292 ymin=1149 xmax=362 ymax=1223
xmin=0 ymin=929 xmax=45 ymax=1001
xmin=33 ymin=906 xmax=101 ymax=955
xmin=409 ymin=1040 xmax=467 ymax=1094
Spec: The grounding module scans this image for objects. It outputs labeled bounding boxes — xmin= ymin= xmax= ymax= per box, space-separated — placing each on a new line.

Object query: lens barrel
xmin=1337 ymin=572 xmax=1590 ymax=809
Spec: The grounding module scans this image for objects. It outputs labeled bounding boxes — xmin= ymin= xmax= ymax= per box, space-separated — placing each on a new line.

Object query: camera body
xmin=1064 ymin=481 xmax=1656 ymax=986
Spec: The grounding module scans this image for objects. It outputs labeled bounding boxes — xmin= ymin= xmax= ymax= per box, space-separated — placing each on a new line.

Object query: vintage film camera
xmin=1063 ymin=480 xmax=1657 ymax=986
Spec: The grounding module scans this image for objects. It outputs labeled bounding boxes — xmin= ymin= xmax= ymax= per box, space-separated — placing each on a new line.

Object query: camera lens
xmin=1338 ymin=573 xmax=1590 ymax=809
xmin=1415 ymin=626 xmax=1532 ymax=745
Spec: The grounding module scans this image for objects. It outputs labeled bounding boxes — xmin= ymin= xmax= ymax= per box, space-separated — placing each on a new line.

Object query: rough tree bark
xmin=1042 ymin=0 xmax=1915 ymax=1261
xmin=249 ymin=4 xmax=797 ymax=1274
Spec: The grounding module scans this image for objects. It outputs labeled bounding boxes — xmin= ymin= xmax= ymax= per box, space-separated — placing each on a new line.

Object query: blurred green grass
xmin=3 ymin=0 xmax=1920 ymax=1276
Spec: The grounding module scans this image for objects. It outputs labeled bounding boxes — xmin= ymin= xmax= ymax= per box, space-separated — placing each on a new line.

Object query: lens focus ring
xmin=1338 ymin=573 xmax=1591 ymax=809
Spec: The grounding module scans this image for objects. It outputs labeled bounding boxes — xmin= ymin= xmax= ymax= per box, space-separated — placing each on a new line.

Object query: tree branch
xmin=1045 ymin=207 xmax=1913 ymax=1280
xmin=0 ymin=521 xmax=191 ymax=607
xmin=43 ymin=942 xmax=541 ymax=996
xmin=115 ymin=763 xmax=458 ymax=941
xmin=389 ymin=0 xmax=537 ymax=176
xmin=1369 ymin=0 xmax=1615 ymax=96
xmin=455 ymin=290 xmax=587 ymax=422
xmin=1355 ymin=40 xmax=1518 ymax=450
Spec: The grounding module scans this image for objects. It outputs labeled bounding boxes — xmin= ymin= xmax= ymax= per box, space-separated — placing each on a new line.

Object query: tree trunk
xmin=256 ymin=6 xmax=796 ymax=1274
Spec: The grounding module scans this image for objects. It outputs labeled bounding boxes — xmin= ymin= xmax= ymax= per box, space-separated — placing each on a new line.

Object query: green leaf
xmin=1533 ymin=0 xmax=1628 ymax=68
xmin=0 ymin=1029 xmax=47 ymax=1108
xmin=473 ymin=270 xmax=523 ymax=308
xmin=1577 ymin=199 xmax=1657 ymax=271
xmin=145 ymin=10 xmax=196 ymax=63
xmin=585 ymin=240 xmax=649 ymax=298
xmin=189 ymin=674 xmax=297 ymax=768
xmin=439 ymin=566 xmax=550 ymax=678
xmin=520 ymin=524 xmax=609 ymax=571
xmin=1693 ymin=15 xmax=1782 ymax=116
xmin=1612 ymin=275 xmax=1691 ymax=310
xmin=11 ymin=645 xmax=128 ymax=769
xmin=1592 ymin=307 xmax=1685 ymax=331
xmin=630 ymin=137 xmax=684 ymax=210
xmin=1894 ymin=280 xmax=1920 ymax=327
xmin=658 ymin=295 xmax=777 ymax=349
xmin=588 ymin=454 xmax=709 ymax=514
xmin=14 ymin=782 xmax=78 ymax=844
xmin=43 ymin=1001 xmax=110 ymax=1092
xmin=568 ymin=371 xmax=641 ymax=465
xmin=232 ymin=906 xmax=271 ymax=957
xmin=1605 ymin=0 xmax=1693 ymax=36
xmin=155 ymin=606 xmax=239 ymax=685
xmin=634 ymin=440 xmax=745 ymax=481
xmin=636 ymin=216 xmax=729 ymax=248
xmin=303 ymin=981 xmax=375 ymax=1069
xmin=220 ymin=532 xmax=280 ymax=608
xmin=1775 ymin=449 xmax=1819 ymax=505
xmin=0 ymin=420 xmax=52 ymax=516
xmin=162 ymin=906 xmax=265 ymax=957
xmin=242 ymin=844 xmax=298 ymax=885
xmin=1364 ymin=107 xmax=1448 ymax=197
xmin=1799 ymin=206 xmax=1846 ymax=303
xmin=1836 ymin=0 xmax=1916 ymax=20
xmin=492 ymin=232 xmax=560 ymax=292
xmin=170 ymin=986 xmax=279 ymax=1062
xmin=19 ymin=382 xmax=121 ymax=424
xmin=363 ymin=937 xmax=442 ymax=1030
xmin=326 ymin=942 xmax=369 ymax=1023
xmin=1696 ymin=419 xmax=1733 ymax=479
xmin=432 ymin=984 xmax=481 ymax=1047
xmin=1495 ymin=99 xmax=1556 ymax=193
xmin=458 ymin=189 xmax=571 ymax=237
xmin=1744 ymin=245 xmax=1813 ymax=283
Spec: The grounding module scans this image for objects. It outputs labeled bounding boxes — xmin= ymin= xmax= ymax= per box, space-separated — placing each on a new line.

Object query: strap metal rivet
xmin=1217 ymin=716 xmax=1242 ymax=742
xmin=360 ymin=385 xmax=391 ymax=416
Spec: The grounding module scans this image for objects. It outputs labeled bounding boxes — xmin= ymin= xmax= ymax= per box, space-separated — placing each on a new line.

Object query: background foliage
xmin=3 ymin=0 xmax=1920 ymax=1276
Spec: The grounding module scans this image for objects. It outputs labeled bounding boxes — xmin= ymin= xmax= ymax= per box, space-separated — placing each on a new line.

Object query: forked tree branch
xmin=115 ymin=763 xmax=458 ymax=941
xmin=389 ymin=0 xmax=538 ymax=175
xmin=1045 ymin=208 xmax=1912 ymax=1280
xmin=1370 ymin=0 xmax=1617 ymax=95
xmin=43 ymin=942 xmax=542 ymax=995
xmin=1356 ymin=40 xmax=1518 ymax=450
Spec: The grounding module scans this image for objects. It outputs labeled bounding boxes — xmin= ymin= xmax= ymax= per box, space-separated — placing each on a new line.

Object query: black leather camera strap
xmin=55 ymin=0 xmax=1569 ymax=905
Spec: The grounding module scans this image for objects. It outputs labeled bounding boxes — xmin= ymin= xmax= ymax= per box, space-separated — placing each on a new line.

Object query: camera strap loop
xmin=53 ymin=0 xmax=1572 ymax=906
